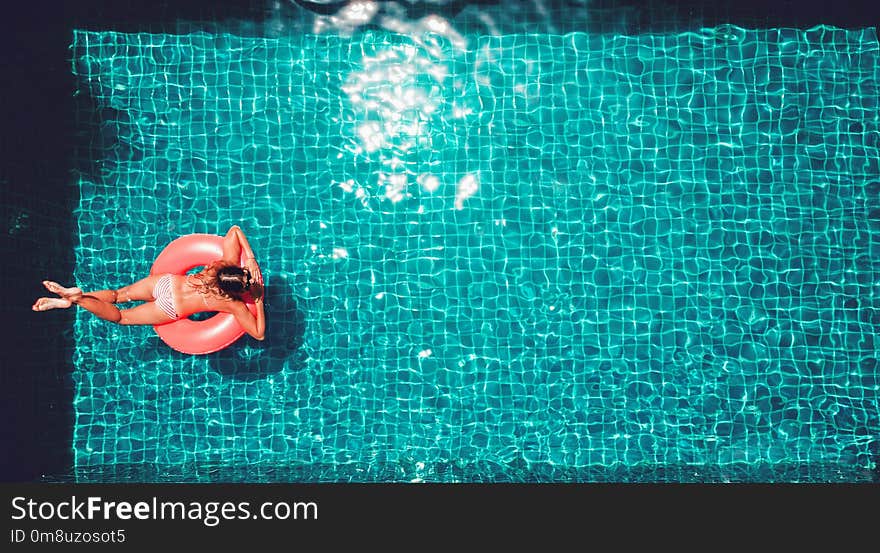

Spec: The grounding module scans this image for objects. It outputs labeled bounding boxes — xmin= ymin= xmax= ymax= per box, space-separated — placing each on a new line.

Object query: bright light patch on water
xmin=313 ymin=0 xmax=379 ymax=35
xmin=418 ymin=173 xmax=440 ymax=193
xmin=383 ymin=172 xmax=408 ymax=203
xmin=357 ymin=121 xmax=384 ymax=153
xmin=338 ymin=13 xmax=473 ymax=210
xmin=451 ymin=104 xmax=472 ymax=119
xmin=454 ymin=173 xmax=479 ymax=210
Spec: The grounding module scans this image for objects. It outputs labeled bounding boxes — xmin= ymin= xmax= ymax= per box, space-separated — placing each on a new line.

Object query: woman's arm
xmin=232 ymin=225 xmax=256 ymax=259
xmin=222 ymin=224 xmax=263 ymax=287
xmin=222 ymin=225 xmax=258 ymax=269
xmin=230 ymin=297 xmax=265 ymax=341
xmin=235 ymin=226 xmax=263 ymax=282
xmin=253 ymin=295 xmax=265 ymax=339
xmin=221 ymin=225 xmax=243 ymax=264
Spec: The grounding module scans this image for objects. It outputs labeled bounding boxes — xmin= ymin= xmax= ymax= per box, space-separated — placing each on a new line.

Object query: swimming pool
xmin=68 ymin=21 xmax=879 ymax=482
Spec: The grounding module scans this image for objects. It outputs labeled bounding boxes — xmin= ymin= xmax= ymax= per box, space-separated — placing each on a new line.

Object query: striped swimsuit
xmin=152 ymin=274 xmax=179 ymax=320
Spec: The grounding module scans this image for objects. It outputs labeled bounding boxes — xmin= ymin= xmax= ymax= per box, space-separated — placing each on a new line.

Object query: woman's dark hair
xmin=205 ymin=262 xmax=264 ymax=301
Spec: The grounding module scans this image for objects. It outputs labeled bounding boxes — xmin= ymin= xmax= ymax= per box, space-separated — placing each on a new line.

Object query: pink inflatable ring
xmin=150 ymin=233 xmax=261 ymax=355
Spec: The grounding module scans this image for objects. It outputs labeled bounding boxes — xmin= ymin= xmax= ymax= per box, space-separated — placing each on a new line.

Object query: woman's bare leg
xmin=36 ymin=281 xmax=119 ymax=321
xmin=34 ymin=281 xmax=105 ymax=312
xmin=39 ymin=274 xmax=164 ymax=307
xmin=33 ymin=281 xmax=78 ymax=311
xmin=35 ymin=291 xmax=173 ymax=325
xmin=71 ymin=294 xmax=123 ymax=322
xmin=72 ymin=297 xmax=173 ymax=325
xmin=34 ymin=289 xmax=117 ymax=311
xmin=34 ymin=276 xmax=165 ymax=320
xmin=43 ymin=280 xmax=117 ymax=303
xmin=79 ymin=289 xmax=118 ymax=302
xmin=35 ymin=294 xmax=174 ymax=325
xmin=32 ymin=297 xmax=72 ymax=311
xmin=42 ymin=281 xmax=82 ymax=298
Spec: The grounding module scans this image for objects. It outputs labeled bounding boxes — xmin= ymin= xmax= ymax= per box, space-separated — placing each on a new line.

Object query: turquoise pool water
xmin=70 ymin=25 xmax=880 ymax=482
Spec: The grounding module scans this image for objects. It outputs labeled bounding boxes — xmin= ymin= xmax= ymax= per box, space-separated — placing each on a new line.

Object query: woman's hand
xmin=245 ymin=256 xmax=263 ymax=284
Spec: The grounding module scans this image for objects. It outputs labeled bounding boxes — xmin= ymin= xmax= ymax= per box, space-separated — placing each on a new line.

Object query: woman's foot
xmin=32 ymin=297 xmax=72 ymax=311
xmin=43 ymin=280 xmax=82 ymax=299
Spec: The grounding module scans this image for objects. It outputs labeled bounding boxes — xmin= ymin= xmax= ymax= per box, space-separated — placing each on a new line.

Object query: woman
xmin=32 ymin=225 xmax=265 ymax=341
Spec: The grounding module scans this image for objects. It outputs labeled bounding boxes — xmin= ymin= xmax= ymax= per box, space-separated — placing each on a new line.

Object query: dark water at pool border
xmin=2 ymin=0 xmax=878 ymax=483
